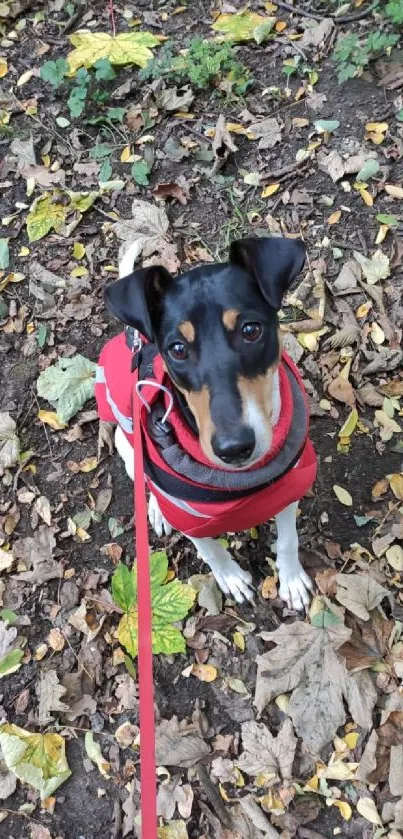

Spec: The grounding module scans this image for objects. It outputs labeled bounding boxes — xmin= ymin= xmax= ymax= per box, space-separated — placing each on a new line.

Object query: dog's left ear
xmin=104 ymin=266 xmax=173 ymax=342
xmin=229 ymin=236 xmax=306 ymax=311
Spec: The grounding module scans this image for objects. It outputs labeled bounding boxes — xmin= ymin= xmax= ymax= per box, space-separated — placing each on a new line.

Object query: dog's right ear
xmin=104 ymin=266 xmax=173 ymax=342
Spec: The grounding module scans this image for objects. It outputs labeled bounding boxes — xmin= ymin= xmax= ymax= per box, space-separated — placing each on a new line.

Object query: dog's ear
xmin=104 ymin=266 xmax=173 ymax=342
xmin=229 ymin=236 xmax=306 ymax=311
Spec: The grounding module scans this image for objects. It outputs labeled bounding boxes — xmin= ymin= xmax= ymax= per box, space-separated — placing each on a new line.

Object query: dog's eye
xmin=242 ymin=322 xmax=262 ymax=342
xmin=169 ymin=341 xmax=188 ymax=360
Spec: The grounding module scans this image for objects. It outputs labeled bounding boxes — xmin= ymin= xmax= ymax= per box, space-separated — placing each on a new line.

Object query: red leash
xmin=132 ymin=355 xmax=158 ymax=839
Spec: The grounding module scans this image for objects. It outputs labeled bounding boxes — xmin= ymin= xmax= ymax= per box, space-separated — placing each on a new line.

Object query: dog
xmin=96 ymin=237 xmax=317 ymax=611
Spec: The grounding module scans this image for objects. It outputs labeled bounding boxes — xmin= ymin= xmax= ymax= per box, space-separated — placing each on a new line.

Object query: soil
xmin=1 ymin=0 xmax=403 ymax=837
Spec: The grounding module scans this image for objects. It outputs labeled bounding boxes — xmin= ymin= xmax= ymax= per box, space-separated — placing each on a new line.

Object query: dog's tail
xmin=119 ymin=241 xmax=143 ymax=278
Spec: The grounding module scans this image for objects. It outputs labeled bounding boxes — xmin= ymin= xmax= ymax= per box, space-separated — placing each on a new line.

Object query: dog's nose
xmin=213 ymin=429 xmax=255 ymax=464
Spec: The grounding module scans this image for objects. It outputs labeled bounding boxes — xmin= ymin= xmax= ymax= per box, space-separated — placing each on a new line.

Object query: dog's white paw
xmin=195 ymin=541 xmax=254 ymax=604
xmin=278 ymin=565 xmax=312 ymax=611
xmin=148 ymin=494 xmax=172 ymax=537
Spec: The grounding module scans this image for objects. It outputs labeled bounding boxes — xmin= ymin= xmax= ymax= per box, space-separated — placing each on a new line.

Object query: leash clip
xmin=135 ymin=380 xmax=174 ymax=428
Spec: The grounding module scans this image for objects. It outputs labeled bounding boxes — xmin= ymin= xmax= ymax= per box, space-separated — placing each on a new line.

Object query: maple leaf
xmin=237 ymin=718 xmax=296 ymax=782
xmin=255 ymin=621 xmax=377 ymax=752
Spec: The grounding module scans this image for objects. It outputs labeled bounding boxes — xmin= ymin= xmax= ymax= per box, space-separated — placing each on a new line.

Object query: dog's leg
xmin=114 ymin=426 xmax=172 ymax=536
xmin=189 ymin=537 xmax=254 ymax=604
xmin=275 ymin=501 xmax=312 ymax=610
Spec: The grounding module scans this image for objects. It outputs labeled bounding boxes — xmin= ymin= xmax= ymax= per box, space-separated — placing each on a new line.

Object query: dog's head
xmin=105 ymin=236 xmax=305 ymax=469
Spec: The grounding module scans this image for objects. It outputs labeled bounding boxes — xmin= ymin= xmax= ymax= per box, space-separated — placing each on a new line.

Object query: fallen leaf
xmin=211 ymin=11 xmax=275 ymax=43
xmin=261 ymin=183 xmax=280 ymax=198
xmin=353 ymin=249 xmax=390 ymax=285
xmin=248 ymin=117 xmax=282 ymax=150
xmin=67 ymin=30 xmax=162 ymax=73
xmin=157 ymin=821 xmax=188 ymax=839
xmin=37 ymin=411 xmax=66 ymax=431
xmin=0 ymin=621 xmax=23 ymax=677
xmin=37 ymin=670 xmax=69 ymax=725
xmin=336 ymin=574 xmax=389 ymax=621
xmin=155 ymin=85 xmax=194 ymax=112
xmin=155 ymin=716 xmax=210 ymax=768
xmin=152 ymin=181 xmax=190 ymax=205
xmin=389 ymin=474 xmax=403 ymax=500
xmin=211 ymin=113 xmax=237 ymax=175
xmin=26 ymin=189 xmax=98 ymax=243
xmin=191 ymin=663 xmax=217 ymax=682
xmin=0 ymin=724 xmax=71 ymax=798
xmin=237 ymin=718 xmax=296 ymax=781
xmin=0 ymin=412 xmax=20 ymax=473
xmin=84 ymin=731 xmax=110 ymax=777
xmin=386 ymin=545 xmax=403 ymax=572
xmin=384 ymin=183 xmax=403 ymax=199
xmin=13 ymin=526 xmax=62 ymax=584
xmin=255 ymin=621 xmax=376 ymax=752
xmin=356 ymin=796 xmax=382 ymax=826
xmin=328 ymin=375 xmax=356 ymax=407
xmin=300 ymin=17 xmax=334 ymax=48
xmin=37 ymin=354 xmax=96 ymax=424
xmin=113 ymin=198 xmax=180 ymax=274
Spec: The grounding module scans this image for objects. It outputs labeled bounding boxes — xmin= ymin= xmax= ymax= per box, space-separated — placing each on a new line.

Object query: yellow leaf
xmin=191 ymin=663 xmax=217 ymax=682
xmin=17 ymin=68 xmax=36 ymax=86
xmin=79 ymin=456 xmax=98 ymax=472
xmin=304 ymin=774 xmax=319 ymax=792
xmin=292 ymin=117 xmax=309 ymax=128
xmin=73 ymin=241 xmax=86 ymax=259
xmin=360 ymin=188 xmax=373 ymax=207
xmin=37 ymin=410 xmax=66 ymax=430
xmin=338 ymin=409 xmax=358 ymax=439
xmin=225 ymin=122 xmax=250 ymax=135
xmin=343 ymin=731 xmax=359 ymax=750
xmin=158 ymin=821 xmax=188 ymax=839
xmin=365 ymin=121 xmax=388 ymax=133
xmin=26 ymin=189 xmax=98 ymax=242
xmin=261 ymin=183 xmax=280 ymax=198
xmin=211 ymin=11 xmax=275 ymax=43
xmin=366 ymin=130 xmax=386 ymax=145
xmin=274 ymin=693 xmax=290 ymax=714
xmin=0 ymin=724 xmax=71 ymax=799
xmin=384 ymin=183 xmax=403 ymax=199
xmin=297 ymin=328 xmax=328 ymax=351
xmin=356 ymin=301 xmax=372 ymax=318
xmin=327 ymin=210 xmax=341 ymax=225
xmin=19 ymin=246 xmax=30 ymax=256
xmin=370 ymin=322 xmax=385 ymax=345
xmin=333 ymin=485 xmax=353 ymax=507
xmin=84 ymin=732 xmax=110 ymax=778
xmin=388 ymin=473 xmax=403 ymax=500
xmin=0 ymin=57 xmax=8 ymax=78
xmin=375 ymin=223 xmax=389 ymax=245
xmin=233 ymin=631 xmax=245 ymax=652
xmin=328 ymin=800 xmax=352 ymax=821
xmin=275 ymin=20 xmax=287 ymax=32
xmin=67 ymin=30 xmax=163 ymax=74
xmin=356 ymin=797 xmax=382 ymax=826
xmin=70 ymin=265 xmax=88 ymax=278
xmin=120 ymin=145 xmax=133 ymax=162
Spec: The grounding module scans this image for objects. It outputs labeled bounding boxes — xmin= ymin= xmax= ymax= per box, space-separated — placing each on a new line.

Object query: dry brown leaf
xmin=248 ymin=116 xmax=282 ymax=150
xmin=336 ymin=573 xmax=389 ymax=621
xmin=211 ymin=113 xmax=237 ymax=175
xmin=327 ymin=375 xmax=356 ymax=407
xmin=255 ymin=622 xmax=376 ymax=752
xmin=13 ymin=526 xmax=62 ymax=583
xmin=155 ymin=717 xmax=210 ymax=768
xmin=37 ymin=669 xmax=69 ymax=725
xmin=113 ymin=198 xmax=180 ymax=274
xmin=237 ymin=718 xmax=296 ymax=781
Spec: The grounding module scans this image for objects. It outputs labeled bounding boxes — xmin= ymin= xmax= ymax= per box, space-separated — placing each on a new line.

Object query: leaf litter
xmin=1 ymin=0 xmax=403 ymax=835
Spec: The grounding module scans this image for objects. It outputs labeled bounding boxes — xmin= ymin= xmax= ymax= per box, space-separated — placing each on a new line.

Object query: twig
xmin=63 ymin=8 xmax=83 ymax=33
xmin=260 ymin=158 xmax=309 ymax=183
xmin=12 ymin=452 xmax=35 ymax=493
xmin=109 ymin=0 xmax=116 ymax=37
xmin=273 ymin=0 xmax=378 ymax=24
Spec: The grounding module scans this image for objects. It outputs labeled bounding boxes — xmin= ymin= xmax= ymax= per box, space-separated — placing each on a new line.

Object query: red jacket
xmin=95 ymin=334 xmax=317 ymax=538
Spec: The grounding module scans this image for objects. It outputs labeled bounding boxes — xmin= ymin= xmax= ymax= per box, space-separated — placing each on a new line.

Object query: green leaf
xmin=0 ymin=239 xmax=9 ymax=270
xmin=117 ymin=610 xmax=138 ymax=657
xmin=94 ymin=57 xmax=116 ymax=80
xmin=67 ymin=30 xmax=162 ymax=74
xmin=107 ymin=106 xmax=125 ymax=122
xmin=40 ymin=58 xmax=68 ymax=87
xmin=356 ymin=159 xmax=380 ymax=182
xmin=0 ymin=609 xmax=19 ymax=626
xmin=123 ymin=654 xmax=137 ymax=680
xmin=37 ymin=323 xmax=48 ymax=348
xmin=99 ymin=159 xmax=112 ymax=182
xmin=253 ymin=18 xmax=276 ymax=44
xmin=152 ymin=581 xmax=196 ymax=623
xmin=314 ymin=119 xmax=340 ymax=133
xmin=149 ymin=550 xmax=169 ymax=590
xmin=89 ymin=143 xmax=113 ymax=159
xmin=376 ymin=213 xmax=398 ymax=226
xmin=0 ymin=724 xmax=71 ymax=799
xmin=112 ymin=563 xmax=136 ymax=612
xmin=84 ymin=732 xmax=110 ymax=777
xmin=37 ymin=354 xmax=96 ymax=423
xmin=108 ymin=516 xmax=125 ymax=538
xmin=131 ymin=159 xmax=151 ymax=186
xmin=67 ymin=85 xmax=88 ymax=117
xmin=0 ymin=648 xmax=23 ymax=676
xmin=396 ymin=109 xmax=403 ymax=122
xmin=152 ymin=622 xmax=186 ymax=655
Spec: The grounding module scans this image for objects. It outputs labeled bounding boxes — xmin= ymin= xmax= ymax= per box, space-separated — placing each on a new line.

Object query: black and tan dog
xmin=96 ymin=237 xmax=317 ymax=610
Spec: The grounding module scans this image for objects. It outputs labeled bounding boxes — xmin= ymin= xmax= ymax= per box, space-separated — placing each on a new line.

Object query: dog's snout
xmin=212 ymin=428 xmax=255 ymax=465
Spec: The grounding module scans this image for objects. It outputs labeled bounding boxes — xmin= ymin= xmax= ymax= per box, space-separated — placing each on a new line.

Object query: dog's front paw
xmin=278 ymin=565 xmax=313 ymax=611
xmin=201 ymin=546 xmax=254 ymax=604
xmin=148 ymin=494 xmax=172 ymax=538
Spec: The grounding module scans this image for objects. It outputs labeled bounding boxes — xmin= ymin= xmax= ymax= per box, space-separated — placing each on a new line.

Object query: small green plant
xmin=282 ymin=55 xmax=319 ymax=86
xmin=140 ymin=37 xmax=252 ymax=95
xmin=112 ymin=551 xmax=196 ymax=657
xmin=40 ymin=57 xmax=125 ymax=121
xmin=333 ymin=0 xmax=402 ymax=84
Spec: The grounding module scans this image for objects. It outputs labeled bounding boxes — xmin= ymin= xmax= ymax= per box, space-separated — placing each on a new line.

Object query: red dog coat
xmin=95 ymin=333 xmax=317 ymax=538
